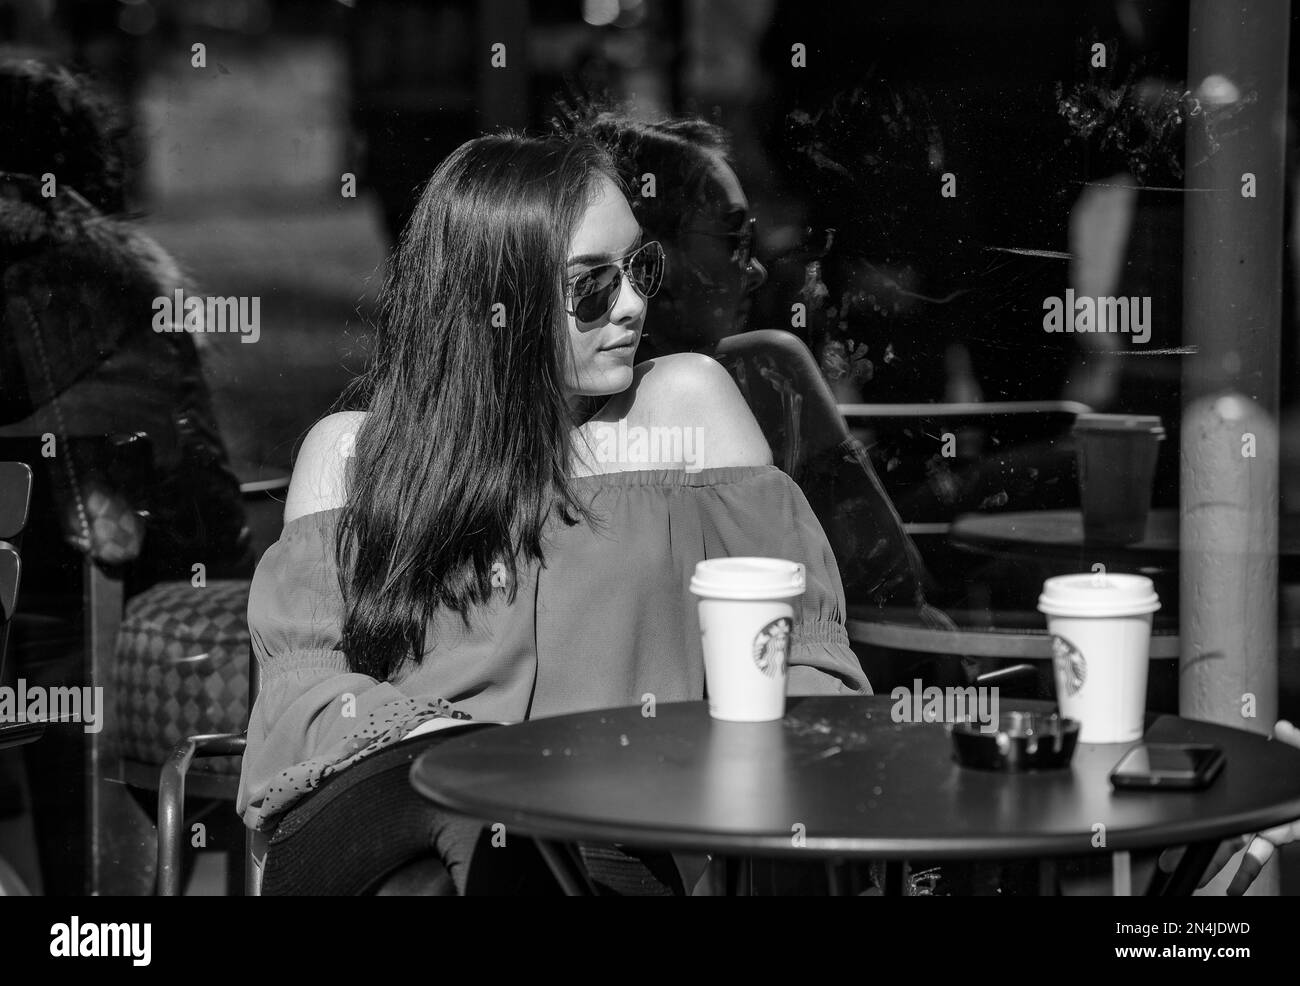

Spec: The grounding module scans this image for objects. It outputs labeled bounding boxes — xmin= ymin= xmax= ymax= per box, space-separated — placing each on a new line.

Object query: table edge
xmin=411 ymin=765 xmax=1300 ymax=862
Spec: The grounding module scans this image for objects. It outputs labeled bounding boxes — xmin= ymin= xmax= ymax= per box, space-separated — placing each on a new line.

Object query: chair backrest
xmin=713 ymin=330 xmax=933 ymax=613
xmin=837 ymin=401 xmax=1091 ymax=531
xmin=0 ymin=461 xmax=32 ymax=542
xmin=0 ymin=461 xmax=33 ymax=671
xmin=1 ymin=462 xmax=37 ymax=753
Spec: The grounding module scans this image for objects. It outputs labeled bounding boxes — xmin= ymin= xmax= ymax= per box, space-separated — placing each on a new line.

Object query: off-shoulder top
xmin=237 ymin=465 xmax=871 ymax=830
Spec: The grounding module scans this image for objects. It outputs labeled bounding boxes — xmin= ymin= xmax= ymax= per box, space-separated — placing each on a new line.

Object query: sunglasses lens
xmin=571 ymin=264 xmax=621 ymax=322
xmin=568 ymin=242 xmax=665 ymax=321
xmin=630 ymin=243 xmax=664 ymax=298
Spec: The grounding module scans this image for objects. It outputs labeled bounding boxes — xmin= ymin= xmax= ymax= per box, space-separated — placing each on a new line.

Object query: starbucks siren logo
xmin=1051 ymin=635 xmax=1087 ymax=696
xmin=753 ymin=617 xmax=792 ymax=678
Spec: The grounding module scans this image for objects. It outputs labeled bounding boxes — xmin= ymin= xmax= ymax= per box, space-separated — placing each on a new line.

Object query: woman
xmin=566 ymin=113 xmax=956 ymax=660
xmin=237 ymin=133 xmax=867 ymax=894
xmin=569 ymin=116 xmax=763 ymax=359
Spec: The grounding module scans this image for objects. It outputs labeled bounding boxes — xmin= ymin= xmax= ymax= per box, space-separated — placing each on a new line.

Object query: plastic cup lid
xmin=690 ymin=557 xmax=806 ymax=600
xmin=1037 ymin=572 xmax=1161 ymax=618
xmin=1072 ymin=413 xmax=1165 ymax=437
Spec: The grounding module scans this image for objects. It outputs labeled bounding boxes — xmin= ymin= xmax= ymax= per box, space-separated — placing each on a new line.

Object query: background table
xmin=950 ymin=509 xmax=1300 ymax=579
xmin=411 ymin=695 xmax=1300 ymax=895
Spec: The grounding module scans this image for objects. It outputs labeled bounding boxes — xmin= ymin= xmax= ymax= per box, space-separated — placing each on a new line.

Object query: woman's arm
xmin=240 ymin=411 xmax=464 ymax=828
xmin=285 ymin=411 xmax=366 ymax=523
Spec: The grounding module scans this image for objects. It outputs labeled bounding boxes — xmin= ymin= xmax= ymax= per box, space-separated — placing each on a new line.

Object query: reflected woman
xmin=238 ymin=133 xmax=868 ymax=894
xmin=568 ymin=113 xmax=954 ymax=639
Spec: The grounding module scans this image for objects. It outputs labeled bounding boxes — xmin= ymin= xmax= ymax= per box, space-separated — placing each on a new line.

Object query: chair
xmin=711 ymin=331 xmax=1039 ymax=690
xmin=105 ymin=467 xmax=286 ymax=895
xmin=156 ymin=663 xmax=469 ymax=896
xmin=714 ymin=330 xmax=938 ymax=624
xmin=0 ymin=430 xmax=280 ymax=893
xmin=151 ymin=518 xmax=462 ymax=897
xmin=0 ymin=463 xmax=32 ymax=678
xmin=0 ymin=461 xmax=35 ymax=741
xmin=0 ymin=461 xmax=35 ymax=894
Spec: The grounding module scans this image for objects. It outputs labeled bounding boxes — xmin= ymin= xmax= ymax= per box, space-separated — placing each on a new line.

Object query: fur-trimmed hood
xmin=0 ymin=171 xmax=185 ymax=312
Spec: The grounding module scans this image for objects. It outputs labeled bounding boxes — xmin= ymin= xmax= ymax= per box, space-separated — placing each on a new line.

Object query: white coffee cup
xmin=690 ymin=557 xmax=806 ymax=721
xmin=1037 ymin=573 xmax=1161 ymax=743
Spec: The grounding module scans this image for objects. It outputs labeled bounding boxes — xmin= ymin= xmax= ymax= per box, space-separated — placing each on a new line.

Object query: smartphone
xmin=1109 ymin=743 xmax=1226 ymax=791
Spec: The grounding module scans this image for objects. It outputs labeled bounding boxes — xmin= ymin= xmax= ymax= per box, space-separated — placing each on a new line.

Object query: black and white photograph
xmin=0 ymin=0 xmax=1298 ymax=951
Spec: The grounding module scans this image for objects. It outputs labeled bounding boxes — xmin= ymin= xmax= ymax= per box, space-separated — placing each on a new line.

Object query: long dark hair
xmin=336 ymin=133 xmax=619 ymax=680
xmin=566 ymin=111 xmax=731 ymax=243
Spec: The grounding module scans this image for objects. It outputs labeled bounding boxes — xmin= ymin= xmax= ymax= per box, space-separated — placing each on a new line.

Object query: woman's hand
xmin=1224 ymin=720 xmax=1300 ymax=894
xmin=1158 ymin=720 xmax=1300 ymax=894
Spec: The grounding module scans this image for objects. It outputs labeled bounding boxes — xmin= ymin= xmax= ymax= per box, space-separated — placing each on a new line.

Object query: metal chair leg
xmin=156 ymin=733 xmax=246 ymax=896
xmin=534 ymin=839 xmax=597 ymax=896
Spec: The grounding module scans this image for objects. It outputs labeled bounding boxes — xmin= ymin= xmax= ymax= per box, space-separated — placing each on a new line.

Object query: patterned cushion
xmin=114 ymin=579 xmax=250 ymax=776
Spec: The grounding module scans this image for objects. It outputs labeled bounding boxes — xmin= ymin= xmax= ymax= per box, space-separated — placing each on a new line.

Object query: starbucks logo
xmin=753 ymin=617 xmax=792 ymax=678
xmin=1051 ymin=635 xmax=1087 ymax=697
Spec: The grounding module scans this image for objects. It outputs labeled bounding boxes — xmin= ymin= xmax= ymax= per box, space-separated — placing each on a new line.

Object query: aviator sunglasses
xmin=565 ymin=240 xmax=665 ymax=323
xmin=687 ymin=216 xmax=756 ymax=269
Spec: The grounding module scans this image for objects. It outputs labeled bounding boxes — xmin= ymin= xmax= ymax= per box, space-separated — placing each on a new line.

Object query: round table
xmin=411 ymin=695 xmax=1300 ymax=895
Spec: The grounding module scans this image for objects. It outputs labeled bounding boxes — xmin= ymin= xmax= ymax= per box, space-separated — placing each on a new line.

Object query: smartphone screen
xmin=1110 ymin=743 xmax=1225 ymax=789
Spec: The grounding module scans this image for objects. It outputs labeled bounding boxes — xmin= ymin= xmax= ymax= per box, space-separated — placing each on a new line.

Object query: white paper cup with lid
xmin=1038 ymin=573 xmax=1161 ymax=743
xmin=690 ymin=557 xmax=806 ymax=721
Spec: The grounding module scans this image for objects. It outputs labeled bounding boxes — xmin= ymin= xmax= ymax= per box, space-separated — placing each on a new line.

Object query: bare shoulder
xmin=636 ymin=350 xmax=728 ymax=380
xmin=284 ymin=411 xmax=367 ymax=524
xmin=627 ymin=352 xmax=747 ymax=404
xmin=615 ymin=352 xmax=772 ymax=469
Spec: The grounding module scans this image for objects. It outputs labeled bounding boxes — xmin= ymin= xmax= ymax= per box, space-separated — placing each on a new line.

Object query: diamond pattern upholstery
xmin=114 ymin=578 xmax=250 ymax=777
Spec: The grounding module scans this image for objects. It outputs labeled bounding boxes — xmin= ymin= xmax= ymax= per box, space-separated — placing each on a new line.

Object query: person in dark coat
xmin=0 ymin=58 xmax=252 ymax=895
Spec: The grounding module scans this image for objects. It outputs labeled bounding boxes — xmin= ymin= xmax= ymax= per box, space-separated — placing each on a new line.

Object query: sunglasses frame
xmin=682 ymin=216 xmax=757 ymax=270
xmin=564 ymin=240 xmax=665 ymax=323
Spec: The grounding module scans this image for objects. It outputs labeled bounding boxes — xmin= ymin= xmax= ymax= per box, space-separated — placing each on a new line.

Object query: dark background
xmin=3 ymin=0 xmax=1282 ymax=487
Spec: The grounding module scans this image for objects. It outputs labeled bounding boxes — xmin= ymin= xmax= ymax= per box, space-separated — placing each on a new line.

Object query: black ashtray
xmin=950 ymin=711 xmax=1080 ymax=772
